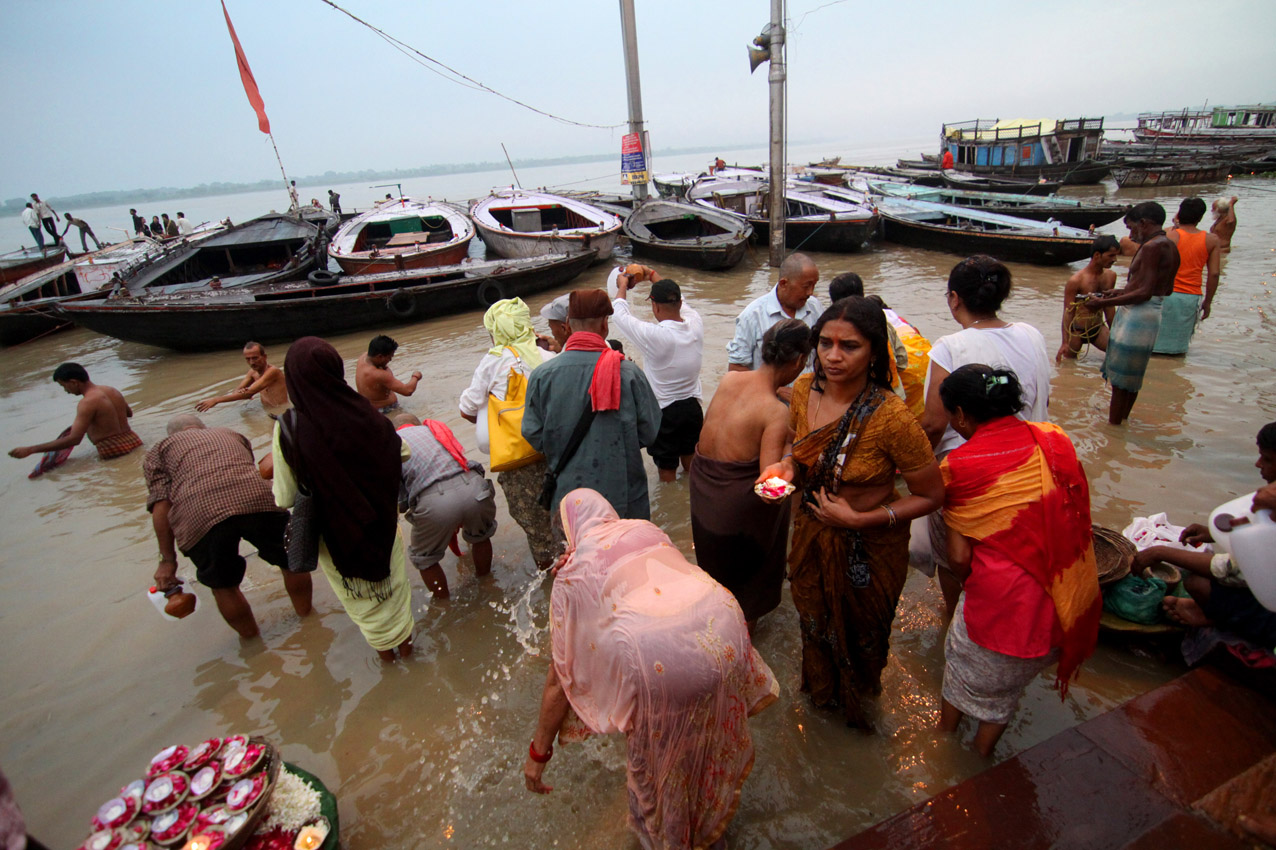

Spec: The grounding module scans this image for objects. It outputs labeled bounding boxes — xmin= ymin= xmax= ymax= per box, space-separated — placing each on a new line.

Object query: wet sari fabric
xmin=551 ymin=490 xmax=779 ymax=849
xmin=787 ymin=375 xmax=935 ymax=727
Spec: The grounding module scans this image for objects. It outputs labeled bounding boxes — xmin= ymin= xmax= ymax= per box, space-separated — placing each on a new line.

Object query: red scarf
xmin=942 ymin=418 xmax=1100 ymax=696
xmin=396 ymin=421 xmax=469 ymax=471
xmin=563 ymin=331 xmax=622 ymax=411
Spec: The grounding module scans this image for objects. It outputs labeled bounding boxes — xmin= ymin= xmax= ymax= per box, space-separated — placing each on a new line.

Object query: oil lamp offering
xmin=293 ymin=818 xmax=329 ymax=850
xmin=180 ymin=827 xmax=226 ymax=850
xmin=753 ymin=476 xmax=795 ymax=500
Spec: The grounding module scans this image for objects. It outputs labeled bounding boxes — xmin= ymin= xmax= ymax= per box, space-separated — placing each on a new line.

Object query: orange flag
xmin=221 ymin=1 xmax=271 ymax=134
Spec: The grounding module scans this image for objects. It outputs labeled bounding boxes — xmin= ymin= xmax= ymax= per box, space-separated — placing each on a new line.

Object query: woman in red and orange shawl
xmin=936 ymin=364 xmax=1100 ymax=756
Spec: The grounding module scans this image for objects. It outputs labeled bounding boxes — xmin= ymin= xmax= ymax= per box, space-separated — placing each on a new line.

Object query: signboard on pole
xmin=620 ymin=132 xmax=648 ymax=185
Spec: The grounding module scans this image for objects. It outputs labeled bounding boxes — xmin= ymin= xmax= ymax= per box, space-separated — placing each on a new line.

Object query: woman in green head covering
xmin=460 ymin=296 xmax=556 ymax=569
xmin=484 ymin=298 xmax=543 ymax=368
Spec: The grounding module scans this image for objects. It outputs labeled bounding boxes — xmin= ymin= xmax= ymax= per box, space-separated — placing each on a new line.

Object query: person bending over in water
xmin=196 ymin=341 xmax=291 ymax=419
xmin=1056 ymin=235 xmax=1119 ymax=363
xmin=8 ymin=362 xmax=142 ymax=461
xmin=356 ymin=334 xmax=421 ymax=415
xmin=1133 ymin=421 xmax=1276 ymax=649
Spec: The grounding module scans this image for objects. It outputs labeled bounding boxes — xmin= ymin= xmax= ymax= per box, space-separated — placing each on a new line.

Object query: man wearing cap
xmin=538 ymin=294 xmax=572 ymax=352
xmin=523 ymin=289 xmax=661 ymax=518
xmin=726 ymin=252 xmax=822 ymax=398
xmin=610 ymin=272 xmax=704 ymax=482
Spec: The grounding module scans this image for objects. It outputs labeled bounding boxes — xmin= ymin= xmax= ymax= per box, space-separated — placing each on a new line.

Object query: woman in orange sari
xmin=937 ymin=364 xmax=1101 ymax=756
xmin=761 ymin=298 xmax=943 ymax=729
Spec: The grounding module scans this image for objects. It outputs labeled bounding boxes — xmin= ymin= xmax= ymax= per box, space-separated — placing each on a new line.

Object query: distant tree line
xmin=1 ymin=143 xmax=751 ymax=217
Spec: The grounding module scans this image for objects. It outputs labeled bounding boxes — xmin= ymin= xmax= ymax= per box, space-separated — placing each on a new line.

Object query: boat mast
xmin=618 ymin=0 xmax=649 ymax=202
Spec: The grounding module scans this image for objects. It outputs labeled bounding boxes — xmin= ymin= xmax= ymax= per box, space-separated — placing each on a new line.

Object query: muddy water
xmin=1 ymin=163 xmax=1272 ymax=849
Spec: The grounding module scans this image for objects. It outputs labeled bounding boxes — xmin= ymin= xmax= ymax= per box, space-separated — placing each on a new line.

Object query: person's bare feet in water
xmin=1163 ymin=595 xmax=1211 ymax=627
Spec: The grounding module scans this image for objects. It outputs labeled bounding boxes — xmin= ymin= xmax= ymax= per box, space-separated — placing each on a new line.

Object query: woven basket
xmin=1094 ymin=525 xmax=1136 ymax=586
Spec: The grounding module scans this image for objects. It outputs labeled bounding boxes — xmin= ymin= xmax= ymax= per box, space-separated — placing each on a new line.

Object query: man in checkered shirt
xmin=145 ymin=414 xmax=312 ymax=639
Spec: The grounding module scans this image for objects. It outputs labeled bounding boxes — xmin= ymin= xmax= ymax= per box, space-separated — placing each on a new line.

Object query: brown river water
xmin=1 ymin=168 xmax=1273 ymax=849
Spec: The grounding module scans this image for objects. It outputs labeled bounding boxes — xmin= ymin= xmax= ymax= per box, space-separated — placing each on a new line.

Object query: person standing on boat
xmin=522 ymin=289 xmax=661 ymax=519
xmin=328 ymin=190 xmax=342 ymax=216
xmin=29 ymin=194 xmax=60 ymax=246
xmin=130 ymin=208 xmax=146 ymax=236
xmin=941 ymin=148 xmax=955 ymax=170
xmin=21 ymin=203 xmax=44 ymax=250
xmin=1079 ymin=201 xmax=1178 ymax=426
xmin=1056 ymin=235 xmax=1119 ymax=363
xmin=8 ymin=363 xmax=142 ymax=462
xmin=727 ymin=251 xmax=823 ymax=401
xmin=60 ymin=213 xmax=103 ymax=253
xmin=145 ymin=414 xmax=313 ymax=639
xmin=610 ymin=276 xmax=704 ymax=482
xmin=1153 ymin=198 xmax=1221 ymax=356
xmin=196 ymin=342 xmax=292 ymax=419
xmin=356 ymin=334 xmax=422 ymax=415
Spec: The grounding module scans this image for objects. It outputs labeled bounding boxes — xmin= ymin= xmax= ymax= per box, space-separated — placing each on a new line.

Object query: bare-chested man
xmin=356 ymin=334 xmax=421 ymax=414
xmin=690 ymin=318 xmax=812 ymax=627
xmin=1211 ymin=195 xmax=1239 ymax=252
xmin=196 ymin=341 xmax=291 ymax=418
xmin=1079 ymin=201 xmax=1179 ymax=426
xmin=8 ymin=362 xmax=142 ymax=461
xmin=1056 ymin=234 xmax=1119 ymax=363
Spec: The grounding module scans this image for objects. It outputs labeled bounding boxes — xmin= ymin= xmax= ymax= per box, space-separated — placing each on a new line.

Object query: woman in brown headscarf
xmin=271 ymin=336 xmax=414 ymax=660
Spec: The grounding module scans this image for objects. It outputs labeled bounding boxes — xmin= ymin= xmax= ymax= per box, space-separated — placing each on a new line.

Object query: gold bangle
xmin=881 ymin=503 xmax=897 ymax=528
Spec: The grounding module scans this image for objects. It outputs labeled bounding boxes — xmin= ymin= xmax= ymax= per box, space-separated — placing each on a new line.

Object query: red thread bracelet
xmin=528 ymin=741 xmax=553 ymax=763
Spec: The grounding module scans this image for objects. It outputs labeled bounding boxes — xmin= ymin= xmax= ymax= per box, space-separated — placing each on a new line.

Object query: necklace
xmin=968 ymin=317 xmax=1002 ymax=328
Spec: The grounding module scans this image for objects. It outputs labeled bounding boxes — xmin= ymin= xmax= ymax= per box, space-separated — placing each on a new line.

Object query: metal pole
xmin=767 ymin=0 xmax=786 ymax=267
xmin=619 ymin=0 xmax=649 ymax=202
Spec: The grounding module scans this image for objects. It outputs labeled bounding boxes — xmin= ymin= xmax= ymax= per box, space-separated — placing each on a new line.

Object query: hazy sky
xmin=3 ymin=0 xmax=1273 ymax=200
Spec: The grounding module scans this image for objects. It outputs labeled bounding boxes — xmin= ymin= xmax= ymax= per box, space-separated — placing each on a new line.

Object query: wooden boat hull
xmin=623 ymin=201 xmax=752 ymax=270
xmin=333 ymin=240 xmax=471 ymax=275
xmin=880 ymin=213 xmax=1092 ymax=265
xmin=55 ymin=252 xmax=596 ymax=351
xmin=1112 ymin=162 xmax=1233 ymax=187
xmin=951 ymin=160 xmax=1110 ymax=185
xmin=0 ymin=246 xmax=67 ymax=285
xmin=866 ymin=183 xmax=1125 ymax=229
xmin=749 ymin=215 xmax=879 ymax=253
xmin=942 ymin=173 xmax=1063 ymax=195
xmin=474 ymin=222 xmax=619 ymax=262
xmin=0 ymin=307 xmax=71 ymax=346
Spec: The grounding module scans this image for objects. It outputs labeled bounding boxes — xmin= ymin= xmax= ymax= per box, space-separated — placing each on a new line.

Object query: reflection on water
xmin=1 ymin=170 xmax=1271 ymax=849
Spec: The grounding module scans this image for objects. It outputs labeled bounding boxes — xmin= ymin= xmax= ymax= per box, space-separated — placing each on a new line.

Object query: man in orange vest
xmin=1153 ymin=197 xmax=1221 ymax=355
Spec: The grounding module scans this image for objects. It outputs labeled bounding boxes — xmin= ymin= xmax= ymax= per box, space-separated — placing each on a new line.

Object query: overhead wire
xmin=315 ymin=0 xmax=625 ymax=131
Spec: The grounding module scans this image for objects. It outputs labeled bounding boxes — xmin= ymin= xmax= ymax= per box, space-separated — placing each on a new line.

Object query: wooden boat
xmin=941 ymin=171 xmax=1063 ymax=195
xmin=327 ymin=197 xmax=474 ymax=274
xmin=1111 ymin=161 xmax=1234 ymax=188
xmin=0 ymin=245 xmax=67 ymax=285
xmin=0 ymin=239 xmax=178 ymax=346
xmin=55 ymin=251 xmax=596 ymax=352
xmin=1133 ymin=104 xmax=1276 ymax=146
xmin=866 ymin=181 xmax=1126 ymax=229
xmin=622 ymin=200 xmax=751 ymax=270
xmin=875 ymin=198 xmax=1095 ymax=265
xmin=688 ymin=177 xmax=878 ymax=253
xmin=653 ymin=172 xmax=700 ymax=198
xmin=115 ymin=212 xmax=323 ymax=296
xmin=470 ymin=188 xmax=620 ymax=263
xmin=941 ymin=117 xmax=1110 ymax=184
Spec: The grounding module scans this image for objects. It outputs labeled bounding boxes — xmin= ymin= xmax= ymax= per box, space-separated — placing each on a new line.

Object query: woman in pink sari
xmin=523 ymin=489 xmax=779 ymax=850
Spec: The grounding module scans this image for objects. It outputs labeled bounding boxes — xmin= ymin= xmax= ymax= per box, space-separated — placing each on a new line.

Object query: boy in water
xmin=1056 ymin=235 xmax=1119 ymax=363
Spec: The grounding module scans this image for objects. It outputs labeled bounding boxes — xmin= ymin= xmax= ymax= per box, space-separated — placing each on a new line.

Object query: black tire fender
xmin=308 ymin=269 xmax=340 ymax=286
xmin=386 ymin=289 xmax=417 ymax=318
xmin=476 ymin=278 xmax=506 ymax=307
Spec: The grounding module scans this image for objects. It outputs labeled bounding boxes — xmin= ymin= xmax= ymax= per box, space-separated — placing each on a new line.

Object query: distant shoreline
xmin=0 ymin=142 xmax=765 ymax=218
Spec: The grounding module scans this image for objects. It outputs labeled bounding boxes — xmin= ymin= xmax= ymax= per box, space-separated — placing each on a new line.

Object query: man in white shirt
xmin=176 ymin=212 xmax=194 ymax=236
xmin=21 ymin=203 xmax=44 ymax=250
xmin=612 ymin=274 xmax=704 ymax=482
xmin=30 ymin=193 xmax=61 ymax=246
xmin=726 ymin=252 xmax=822 ymax=400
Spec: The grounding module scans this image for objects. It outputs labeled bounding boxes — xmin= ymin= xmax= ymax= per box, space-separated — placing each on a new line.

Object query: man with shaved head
xmin=726 ymin=251 xmax=822 ymax=399
xmin=196 ymin=341 xmax=291 ymax=419
xmin=144 ymin=414 xmax=312 ymax=638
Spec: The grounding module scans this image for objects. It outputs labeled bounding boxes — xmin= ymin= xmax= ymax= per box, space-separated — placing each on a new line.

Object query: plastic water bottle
xmin=147 ymin=586 xmax=182 ymax=621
